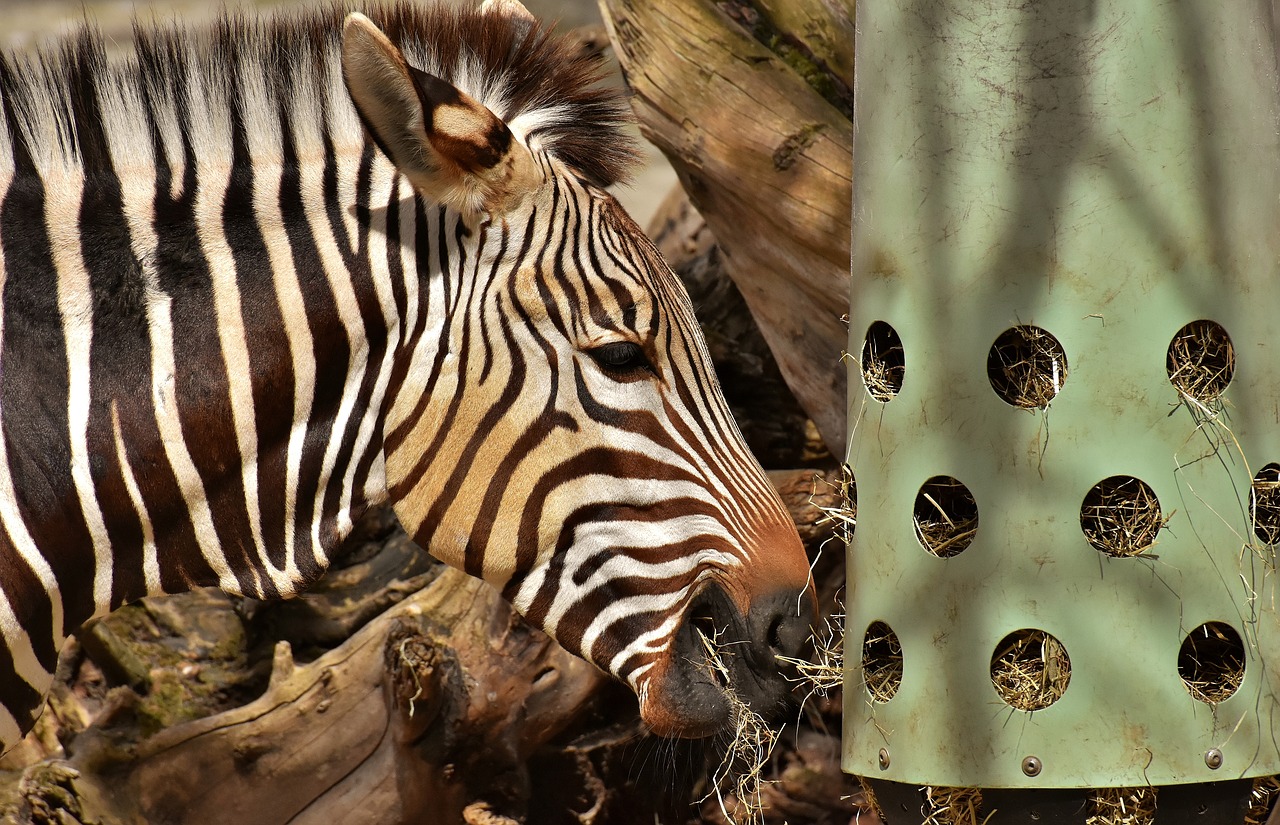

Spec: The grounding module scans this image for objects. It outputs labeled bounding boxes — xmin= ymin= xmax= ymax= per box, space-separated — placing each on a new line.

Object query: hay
xmin=990 ymin=629 xmax=1071 ymax=711
xmin=1085 ymin=787 xmax=1157 ymax=825
xmin=812 ymin=464 xmax=857 ymax=546
xmin=862 ymin=322 xmax=906 ymax=402
xmin=914 ymin=477 xmax=979 ymax=558
xmin=1177 ymin=622 xmax=1245 ymax=704
xmin=1080 ymin=476 xmax=1165 ymax=558
xmin=923 ymin=786 xmax=988 ymax=825
xmin=1245 ymin=775 xmax=1280 ymax=825
xmin=1252 ymin=465 xmax=1280 ymax=546
xmin=987 ymin=325 xmax=1067 ymax=409
xmin=777 ymin=601 xmax=845 ymax=698
xmin=1167 ymin=320 xmax=1234 ymax=403
xmin=697 ymin=628 xmax=780 ymax=825
xmin=862 ymin=622 xmax=903 ymax=704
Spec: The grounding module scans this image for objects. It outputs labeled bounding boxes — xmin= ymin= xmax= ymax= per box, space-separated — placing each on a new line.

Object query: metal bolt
xmin=1021 ymin=755 xmax=1042 ymax=777
xmin=1205 ymin=748 xmax=1223 ymax=770
xmin=878 ymin=748 xmax=891 ymax=770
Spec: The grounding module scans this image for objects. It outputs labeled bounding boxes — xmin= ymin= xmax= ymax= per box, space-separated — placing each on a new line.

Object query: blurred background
xmin=0 ymin=0 xmax=678 ymax=228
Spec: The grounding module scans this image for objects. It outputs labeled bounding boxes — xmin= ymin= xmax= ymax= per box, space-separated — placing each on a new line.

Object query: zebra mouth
xmin=644 ymin=583 xmax=800 ymax=738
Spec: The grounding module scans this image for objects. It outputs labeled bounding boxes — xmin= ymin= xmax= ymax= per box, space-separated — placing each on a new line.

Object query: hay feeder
xmin=845 ymin=0 xmax=1280 ymax=821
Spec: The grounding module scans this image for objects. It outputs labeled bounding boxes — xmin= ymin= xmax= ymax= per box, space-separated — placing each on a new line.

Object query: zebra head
xmin=341 ymin=9 xmax=816 ymax=737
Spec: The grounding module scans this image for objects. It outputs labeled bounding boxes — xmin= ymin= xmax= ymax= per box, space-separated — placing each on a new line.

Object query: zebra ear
xmin=340 ymin=13 xmax=540 ymax=216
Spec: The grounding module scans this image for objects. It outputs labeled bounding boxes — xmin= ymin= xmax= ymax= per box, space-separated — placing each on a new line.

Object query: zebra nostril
xmin=767 ymin=614 xmax=786 ymax=653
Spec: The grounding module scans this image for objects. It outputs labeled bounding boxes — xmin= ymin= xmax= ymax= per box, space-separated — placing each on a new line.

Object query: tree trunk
xmin=599 ymin=0 xmax=854 ymax=454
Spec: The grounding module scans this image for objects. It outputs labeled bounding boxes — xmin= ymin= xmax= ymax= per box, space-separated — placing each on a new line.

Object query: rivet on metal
xmin=1205 ymin=748 xmax=1223 ymax=770
xmin=1021 ymin=755 xmax=1042 ymax=777
xmin=878 ymin=748 xmax=891 ymax=770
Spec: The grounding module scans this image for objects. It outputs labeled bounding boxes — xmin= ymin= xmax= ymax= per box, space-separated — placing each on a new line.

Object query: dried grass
xmin=777 ymin=602 xmax=845 ymax=698
xmin=862 ymin=322 xmax=905 ymax=402
xmin=987 ymin=325 xmax=1067 ymax=409
xmin=1080 ymin=476 xmax=1165 ymax=558
xmin=1252 ymin=465 xmax=1280 ymax=546
xmin=990 ymin=630 xmax=1071 ymax=711
xmin=1167 ymin=320 xmax=1234 ymax=403
xmin=862 ymin=622 xmax=903 ymax=704
xmin=1086 ymin=787 xmax=1157 ymax=825
xmin=1245 ymin=775 xmax=1280 ymax=825
xmin=923 ymin=786 xmax=988 ymax=825
xmin=811 ymin=464 xmax=856 ymax=547
xmin=914 ymin=477 xmax=979 ymax=558
xmin=697 ymin=628 xmax=780 ymax=825
xmin=1178 ymin=622 xmax=1245 ymax=704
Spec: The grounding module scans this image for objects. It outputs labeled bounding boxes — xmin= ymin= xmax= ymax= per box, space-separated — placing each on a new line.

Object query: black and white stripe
xmin=0 ymin=1 xmax=813 ymax=747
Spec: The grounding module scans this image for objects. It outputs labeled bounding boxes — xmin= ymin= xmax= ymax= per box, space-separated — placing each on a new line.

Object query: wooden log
xmin=601 ymin=0 xmax=854 ymax=454
xmin=7 ymin=567 xmax=604 ymax=825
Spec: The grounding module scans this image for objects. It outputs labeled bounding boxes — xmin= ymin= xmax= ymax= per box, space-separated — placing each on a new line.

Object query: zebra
xmin=0 ymin=0 xmax=816 ymax=751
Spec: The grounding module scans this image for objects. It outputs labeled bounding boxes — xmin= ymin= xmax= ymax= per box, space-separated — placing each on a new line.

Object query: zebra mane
xmin=0 ymin=1 xmax=637 ymax=188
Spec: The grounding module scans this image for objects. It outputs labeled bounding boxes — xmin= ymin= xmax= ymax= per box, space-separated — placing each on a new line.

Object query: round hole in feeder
xmin=986 ymin=325 xmax=1068 ymax=409
xmin=913 ymin=476 xmax=978 ymax=558
xmin=990 ymin=629 xmax=1071 ymax=711
xmin=1166 ymin=319 xmax=1234 ymax=403
xmin=862 ymin=621 xmax=903 ymax=703
xmin=1080 ymin=476 xmax=1164 ymax=557
xmin=1251 ymin=464 xmax=1280 ymax=546
xmin=1178 ymin=622 xmax=1245 ymax=704
xmin=861 ymin=321 xmax=905 ymax=402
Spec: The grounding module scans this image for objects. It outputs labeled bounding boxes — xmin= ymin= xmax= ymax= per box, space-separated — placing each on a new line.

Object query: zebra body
xmin=0 ymin=1 xmax=814 ymax=749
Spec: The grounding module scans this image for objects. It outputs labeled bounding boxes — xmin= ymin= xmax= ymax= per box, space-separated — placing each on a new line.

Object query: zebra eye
xmin=588 ymin=341 xmax=652 ymax=375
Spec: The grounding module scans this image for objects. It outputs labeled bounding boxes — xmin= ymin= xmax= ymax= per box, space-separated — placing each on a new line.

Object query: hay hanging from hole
xmin=1080 ymin=477 xmax=1165 ymax=558
xmin=861 ymin=322 xmax=905 ymax=402
xmin=1167 ymin=320 xmax=1234 ymax=403
xmin=990 ymin=630 xmax=1071 ymax=712
xmin=777 ymin=600 xmax=845 ymax=698
xmin=922 ymin=786 xmax=987 ymax=825
xmin=811 ymin=464 xmax=856 ymax=546
xmin=696 ymin=628 xmax=780 ymax=825
xmin=1086 ymin=787 xmax=1157 ymax=825
xmin=1245 ymin=775 xmax=1280 ymax=825
xmin=914 ymin=477 xmax=979 ymax=558
xmin=987 ymin=325 xmax=1067 ymax=410
xmin=1252 ymin=465 xmax=1280 ymax=547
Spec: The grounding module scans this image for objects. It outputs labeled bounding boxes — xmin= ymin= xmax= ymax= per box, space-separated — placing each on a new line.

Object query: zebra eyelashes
xmin=587 ymin=341 xmax=654 ymax=379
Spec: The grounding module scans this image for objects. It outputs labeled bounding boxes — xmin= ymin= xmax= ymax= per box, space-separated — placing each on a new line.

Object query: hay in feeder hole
xmin=1085 ymin=787 xmax=1157 ymax=825
xmin=1080 ymin=476 xmax=1164 ymax=558
xmin=1166 ymin=319 xmax=1234 ymax=403
xmin=914 ymin=476 xmax=979 ymax=558
xmin=986 ymin=325 xmax=1067 ymax=409
xmin=922 ymin=786 xmax=985 ymax=825
xmin=1178 ymin=621 xmax=1245 ymax=704
xmin=696 ymin=628 xmax=779 ymax=825
xmin=990 ymin=629 xmax=1071 ymax=711
xmin=861 ymin=621 xmax=902 ymax=703
xmin=1252 ymin=464 xmax=1280 ymax=547
xmin=861 ymin=321 xmax=905 ymax=402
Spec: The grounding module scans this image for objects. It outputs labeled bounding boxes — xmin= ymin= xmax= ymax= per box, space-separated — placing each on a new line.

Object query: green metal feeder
xmin=844 ymin=0 xmax=1280 ymax=821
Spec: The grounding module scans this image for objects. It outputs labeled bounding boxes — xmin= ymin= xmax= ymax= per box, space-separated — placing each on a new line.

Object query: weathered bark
xmin=600 ymin=0 xmax=854 ymax=455
xmin=3 ymin=562 xmax=604 ymax=825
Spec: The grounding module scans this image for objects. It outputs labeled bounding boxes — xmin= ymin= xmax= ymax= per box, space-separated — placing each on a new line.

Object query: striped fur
xmin=0 ymin=1 xmax=812 ymax=748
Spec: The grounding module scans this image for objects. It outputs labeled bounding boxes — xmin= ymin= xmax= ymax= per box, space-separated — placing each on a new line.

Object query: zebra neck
xmin=0 ymin=143 xmax=423 ymax=649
